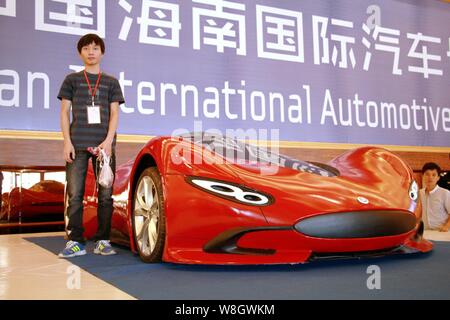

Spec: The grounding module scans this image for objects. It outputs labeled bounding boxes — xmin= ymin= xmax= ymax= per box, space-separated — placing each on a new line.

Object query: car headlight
xmin=409 ymin=180 xmax=418 ymax=202
xmin=186 ymin=176 xmax=273 ymax=206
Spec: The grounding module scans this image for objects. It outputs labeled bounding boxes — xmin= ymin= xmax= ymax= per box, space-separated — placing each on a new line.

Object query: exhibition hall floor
xmin=0 ymin=231 xmax=449 ymax=300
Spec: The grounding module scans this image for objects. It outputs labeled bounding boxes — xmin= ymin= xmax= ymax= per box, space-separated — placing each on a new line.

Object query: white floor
xmin=423 ymin=230 xmax=450 ymax=242
xmin=0 ymin=230 xmax=448 ymax=300
xmin=0 ymin=232 xmax=135 ymax=300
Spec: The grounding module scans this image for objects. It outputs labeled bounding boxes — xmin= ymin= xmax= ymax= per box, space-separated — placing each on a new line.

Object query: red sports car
xmin=73 ymin=133 xmax=432 ymax=264
xmin=1 ymin=180 xmax=65 ymax=222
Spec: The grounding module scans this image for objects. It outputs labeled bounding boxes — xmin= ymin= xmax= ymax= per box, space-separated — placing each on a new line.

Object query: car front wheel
xmin=132 ymin=167 xmax=166 ymax=263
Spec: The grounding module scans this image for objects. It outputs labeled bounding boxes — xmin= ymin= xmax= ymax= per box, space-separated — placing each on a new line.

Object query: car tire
xmin=132 ymin=167 xmax=166 ymax=263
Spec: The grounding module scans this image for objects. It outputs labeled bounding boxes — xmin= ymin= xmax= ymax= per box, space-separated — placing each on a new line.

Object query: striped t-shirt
xmin=57 ymin=71 xmax=125 ymax=150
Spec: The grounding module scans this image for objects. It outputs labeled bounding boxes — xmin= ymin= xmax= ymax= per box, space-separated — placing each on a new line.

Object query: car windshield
xmin=179 ymin=133 xmax=338 ymax=177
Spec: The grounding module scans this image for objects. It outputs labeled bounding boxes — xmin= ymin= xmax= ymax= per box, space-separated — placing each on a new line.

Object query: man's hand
xmin=438 ymin=225 xmax=449 ymax=232
xmin=60 ymin=99 xmax=74 ymax=163
xmin=98 ymin=139 xmax=112 ymax=157
xmin=64 ymin=141 xmax=75 ymax=163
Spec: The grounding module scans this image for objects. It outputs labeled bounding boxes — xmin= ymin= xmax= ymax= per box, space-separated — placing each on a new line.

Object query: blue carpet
xmin=25 ymin=236 xmax=450 ymax=300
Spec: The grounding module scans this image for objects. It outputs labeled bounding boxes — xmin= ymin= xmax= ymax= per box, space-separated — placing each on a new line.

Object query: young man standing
xmin=420 ymin=162 xmax=450 ymax=232
xmin=58 ymin=33 xmax=125 ymax=257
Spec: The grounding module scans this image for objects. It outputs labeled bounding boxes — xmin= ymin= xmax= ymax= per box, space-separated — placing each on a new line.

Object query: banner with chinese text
xmin=0 ymin=0 xmax=449 ymax=147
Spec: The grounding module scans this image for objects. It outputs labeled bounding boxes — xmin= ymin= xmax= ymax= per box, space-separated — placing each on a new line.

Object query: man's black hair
xmin=77 ymin=33 xmax=105 ymax=54
xmin=421 ymin=162 xmax=441 ymax=175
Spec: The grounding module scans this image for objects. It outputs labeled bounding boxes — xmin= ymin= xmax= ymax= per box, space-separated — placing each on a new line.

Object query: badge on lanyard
xmin=84 ymin=70 xmax=102 ymax=125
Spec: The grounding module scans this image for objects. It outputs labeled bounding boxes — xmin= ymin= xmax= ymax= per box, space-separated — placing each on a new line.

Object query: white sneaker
xmin=93 ymin=240 xmax=117 ymax=256
xmin=58 ymin=240 xmax=87 ymax=258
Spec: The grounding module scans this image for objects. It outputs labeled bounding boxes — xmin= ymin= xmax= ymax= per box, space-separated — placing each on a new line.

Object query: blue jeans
xmin=65 ymin=150 xmax=116 ymax=244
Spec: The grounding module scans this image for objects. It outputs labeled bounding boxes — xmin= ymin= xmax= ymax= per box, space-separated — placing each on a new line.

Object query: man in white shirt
xmin=420 ymin=162 xmax=450 ymax=232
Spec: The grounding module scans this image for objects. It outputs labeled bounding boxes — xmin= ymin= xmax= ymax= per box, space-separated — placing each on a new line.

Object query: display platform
xmin=1 ymin=231 xmax=449 ymax=300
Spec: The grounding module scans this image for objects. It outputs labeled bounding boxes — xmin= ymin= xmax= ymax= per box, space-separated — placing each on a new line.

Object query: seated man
xmin=420 ymin=162 xmax=450 ymax=232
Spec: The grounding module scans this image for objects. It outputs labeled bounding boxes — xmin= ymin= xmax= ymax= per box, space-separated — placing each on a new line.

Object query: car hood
xmin=227 ymin=147 xmax=416 ymax=225
xmin=162 ymin=136 xmax=416 ymax=226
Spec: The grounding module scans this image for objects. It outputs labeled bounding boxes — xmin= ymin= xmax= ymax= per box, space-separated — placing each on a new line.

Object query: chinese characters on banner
xmin=0 ymin=0 xmax=15 ymax=17
xmin=34 ymin=0 xmax=105 ymax=37
xmin=1 ymin=0 xmax=449 ymax=147
xmin=1 ymin=0 xmax=441 ymax=78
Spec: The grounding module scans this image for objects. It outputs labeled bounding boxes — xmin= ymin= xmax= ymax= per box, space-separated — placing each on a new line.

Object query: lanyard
xmin=83 ymin=70 xmax=102 ymax=106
